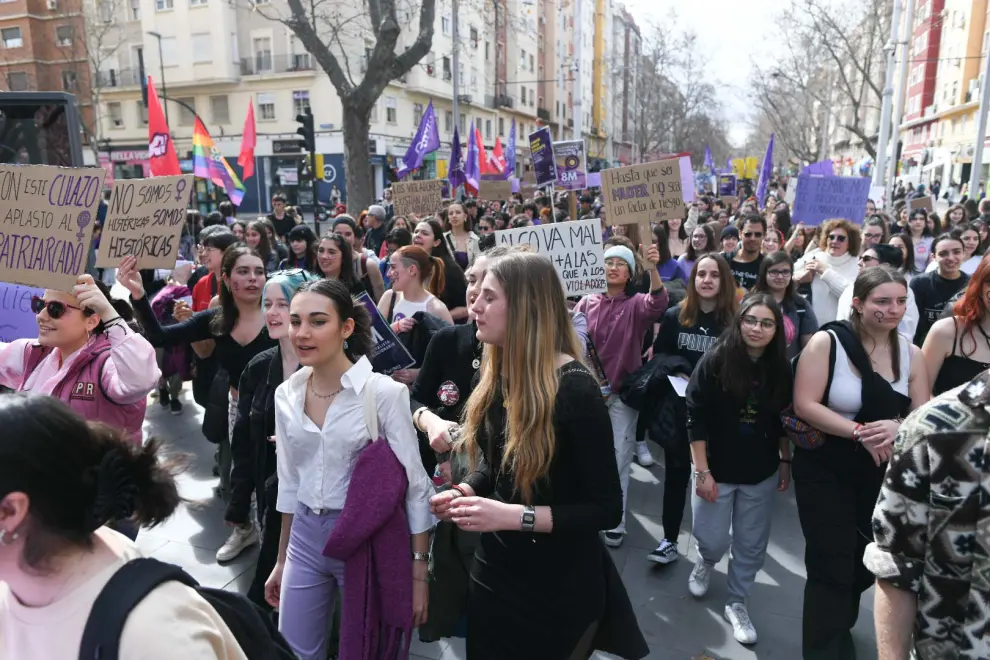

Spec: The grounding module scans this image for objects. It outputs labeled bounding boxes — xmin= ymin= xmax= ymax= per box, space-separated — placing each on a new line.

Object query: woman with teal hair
xmin=221 ymin=268 xmax=322 ymax=609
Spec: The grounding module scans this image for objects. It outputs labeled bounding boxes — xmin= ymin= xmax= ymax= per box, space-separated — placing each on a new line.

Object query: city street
xmin=139 ymin=387 xmax=879 ymax=660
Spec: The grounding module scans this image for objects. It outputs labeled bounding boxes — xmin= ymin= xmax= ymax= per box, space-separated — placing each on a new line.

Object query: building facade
xmin=898 ymin=0 xmax=946 ymax=183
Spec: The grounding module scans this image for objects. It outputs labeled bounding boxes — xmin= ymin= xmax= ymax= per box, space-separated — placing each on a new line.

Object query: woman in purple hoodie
xmin=574 ymin=240 xmax=668 ymax=548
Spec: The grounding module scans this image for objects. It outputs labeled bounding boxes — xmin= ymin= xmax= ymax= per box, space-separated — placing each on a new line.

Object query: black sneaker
xmin=647 ymin=538 xmax=679 ymax=564
xmin=158 ymin=387 xmax=170 ymax=408
xmin=603 ymin=531 xmax=624 ymax=548
xmin=170 ymin=399 xmax=183 ymax=415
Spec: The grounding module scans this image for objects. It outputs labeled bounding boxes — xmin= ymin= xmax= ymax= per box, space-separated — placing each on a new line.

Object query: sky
xmin=621 ymin=0 xmax=779 ymax=147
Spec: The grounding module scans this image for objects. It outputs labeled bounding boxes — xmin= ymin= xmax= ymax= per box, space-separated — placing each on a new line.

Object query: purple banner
xmin=791 ymin=175 xmax=871 ymax=227
xmin=587 ymin=172 xmax=601 ymax=188
xmin=0 ymin=283 xmax=41 ymax=343
xmin=802 ymin=160 xmax=834 ymax=176
xmin=553 ymin=140 xmax=586 ymax=191
xmin=356 ymin=292 xmax=416 ymax=375
xmin=529 ymin=127 xmax=557 ymax=187
xmin=718 ymin=173 xmax=737 ymax=197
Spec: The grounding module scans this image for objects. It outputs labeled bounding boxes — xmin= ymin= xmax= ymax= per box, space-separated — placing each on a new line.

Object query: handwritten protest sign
xmin=391 ymin=179 xmax=443 ymax=217
xmin=0 ymin=282 xmax=42 ymax=342
xmin=554 ymin=140 xmax=587 ymax=191
xmin=791 ymin=175 xmax=871 ymax=226
xmin=495 ymin=218 xmax=605 ymax=296
xmin=96 ymin=174 xmax=193 ymax=269
xmin=907 ymin=196 xmax=934 ymax=214
xmin=600 ymin=158 xmax=685 ymax=235
xmin=479 ymin=178 xmax=513 ymax=200
xmin=0 ymin=165 xmax=106 ymax=291
xmin=529 ymin=127 xmax=557 ymax=186
xmin=356 ymin=292 xmax=416 ymax=375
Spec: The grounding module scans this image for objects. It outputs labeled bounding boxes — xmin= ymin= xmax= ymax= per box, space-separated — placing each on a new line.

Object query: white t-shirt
xmin=0 ymin=528 xmax=247 ymax=660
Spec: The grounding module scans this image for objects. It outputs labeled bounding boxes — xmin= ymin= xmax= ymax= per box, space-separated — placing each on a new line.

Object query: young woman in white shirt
xmin=265 ymin=278 xmax=434 ymax=660
xmin=379 ymin=245 xmax=455 ymax=330
xmin=0 ymin=394 xmax=246 ymax=659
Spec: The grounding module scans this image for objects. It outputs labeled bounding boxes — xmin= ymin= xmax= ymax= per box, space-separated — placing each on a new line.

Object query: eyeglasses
xmin=827 ymin=234 xmax=848 ymax=243
xmin=269 ymin=268 xmax=306 ymax=278
xmin=604 ymin=259 xmax=629 ymax=270
xmin=741 ymin=315 xmax=776 ymax=330
xmin=31 ymin=295 xmax=91 ymax=320
xmin=743 ymin=231 xmax=764 ymax=238
xmin=767 ymin=269 xmax=792 ymax=278
xmin=860 ymin=255 xmax=879 ymax=264
xmin=863 ymin=232 xmax=883 ymax=240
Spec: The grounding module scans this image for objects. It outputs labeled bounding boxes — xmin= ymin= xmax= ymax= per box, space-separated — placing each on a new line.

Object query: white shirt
xmin=274 ymin=356 xmax=435 ymax=534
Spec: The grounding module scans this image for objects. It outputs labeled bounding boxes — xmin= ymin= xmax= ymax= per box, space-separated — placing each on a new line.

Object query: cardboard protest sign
xmin=790 ymin=175 xmax=871 ymax=226
xmin=495 ymin=218 xmax=605 ymax=296
xmin=96 ymin=174 xmax=194 ymax=269
xmin=600 ymin=158 xmax=685 ymax=235
xmin=554 ymin=140 xmax=587 ymax=191
xmin=391 ymin=179 xmax=443 ymax=217
xmin=0 ymin=282 xmax=42 ymax=342
xmin=479 ymin=178 xmax=513 ymax=200
xmin=907 ymin=196 xmax=934 ymax=214
xmin=0 ymin=164 xmax=106 ymax=291
xmin=356 ymin=292 xmax=416 ymax=375
xmin=529 ymin=127 xmax=557 ymax=186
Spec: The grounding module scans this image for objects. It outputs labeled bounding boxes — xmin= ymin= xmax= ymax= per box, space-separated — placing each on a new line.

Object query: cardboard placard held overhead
xmin=907 ymin=196 xmax=934 ymax=214
xmin=600 ymin=158 xmax=685 ymax=235
xmin=391 ymin=179 xmax=443 ymax=217
xmin=0 ymin=164 xmax=106 ymax=291
xmin=96 ymin=174 xmax=194 ymax=269
xmin=495 ymin=218 xmax=605 ymax=296
xmin=479 ymin=178 xmax=513 ymax=200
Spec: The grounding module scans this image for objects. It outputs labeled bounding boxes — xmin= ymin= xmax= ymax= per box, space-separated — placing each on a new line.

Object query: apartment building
xmin=0 ymin=0 xmax=95 ymax=143
xmin=898 ymin=0 xmax=946 ymax=182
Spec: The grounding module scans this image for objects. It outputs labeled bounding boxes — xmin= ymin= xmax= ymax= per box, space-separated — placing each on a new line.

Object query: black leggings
xmin=661 ymin=440 xmax=692 ymax=543
xmin=793 ymin=442 xmax=885 ymax=659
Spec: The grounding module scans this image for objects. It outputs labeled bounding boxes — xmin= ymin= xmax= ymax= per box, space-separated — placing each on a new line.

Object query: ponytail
xmin=429 ymin=256 xmax=446 ymax=296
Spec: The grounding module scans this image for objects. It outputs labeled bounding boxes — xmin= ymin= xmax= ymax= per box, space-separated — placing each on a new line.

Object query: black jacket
xmin=620 ymin=352 xmax=693 ymax=451
xmin=227 ymin=346 xmax=285 ymax=525
xmin=398 ymin=311 xmax=453 ymax=369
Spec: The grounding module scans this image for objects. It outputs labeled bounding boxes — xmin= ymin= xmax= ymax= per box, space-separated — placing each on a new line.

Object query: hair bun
xmin=86 ymin=448 xmax=140 ymax=532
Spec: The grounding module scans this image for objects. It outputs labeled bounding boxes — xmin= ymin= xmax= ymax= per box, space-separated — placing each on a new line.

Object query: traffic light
xmin=296 ymin=108 xmax=315 ymax=153
xmin=313 ymin=153 xmax=325 ymax=181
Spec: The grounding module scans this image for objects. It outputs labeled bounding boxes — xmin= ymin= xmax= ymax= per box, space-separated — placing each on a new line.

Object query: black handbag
xmin=200 ymin=368 xmax=229 ymax=445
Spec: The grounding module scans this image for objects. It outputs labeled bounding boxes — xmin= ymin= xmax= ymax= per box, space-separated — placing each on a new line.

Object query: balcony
xmin=95 ymin=68 xmax=141 ymax=88
xmin=240 ymin=53 xmax=314 ymax=76
xmin=537 ymin=106 xmax=550 ymax=121
xmin=494 ymin=94 xmax=514 ymax=109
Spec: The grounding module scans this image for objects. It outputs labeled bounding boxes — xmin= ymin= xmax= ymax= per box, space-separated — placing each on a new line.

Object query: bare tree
xmin=250 ymin=0 xmax=435 ymax=210
xmin=751 ymin=0 xmax=891 ymax=162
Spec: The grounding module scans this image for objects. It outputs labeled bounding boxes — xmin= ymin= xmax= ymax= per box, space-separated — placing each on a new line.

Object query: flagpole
xmin=254 ymin=160 xmax=263 ymax=213
xmin=451 ymin=0 xmax=460 ymax=145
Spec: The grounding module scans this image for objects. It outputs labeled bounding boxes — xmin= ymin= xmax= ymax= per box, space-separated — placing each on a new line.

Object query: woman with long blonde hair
xmin=429 ymin=252 xmax=646 ymax=659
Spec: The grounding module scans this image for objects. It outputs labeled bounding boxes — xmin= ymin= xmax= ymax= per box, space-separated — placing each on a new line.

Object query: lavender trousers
xmin=278 ymin=505 xmax=345 ymax=660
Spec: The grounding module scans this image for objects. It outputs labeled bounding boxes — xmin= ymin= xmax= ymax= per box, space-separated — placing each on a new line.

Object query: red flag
xmin=146 ymin=76 xmax=180 ymax=176
xmin=238 ymin=102 xmax=256 ymax=181
xmin=476 ymin=125 xmax=496 ymax=176
xmin=492 ymin=137 xmax=507 ymax=173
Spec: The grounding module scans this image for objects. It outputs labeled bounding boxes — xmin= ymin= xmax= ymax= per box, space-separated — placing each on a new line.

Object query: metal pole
xmin=887 ymin=0 xmax=914 ymax=205
xmin=872 ymin=0 xmax=904 ymax=188
xmin=147 ymin=31 xmax=169 ymax=126
xmin=968 ymin=30 xmax=990 ymax=196
xmin=574 ymin=0 xmax=582 ymax=140
xmin=452 ymin=0 xmax=460 ymax=142
xmin=819 ymin=70 xmax=832 ymax=161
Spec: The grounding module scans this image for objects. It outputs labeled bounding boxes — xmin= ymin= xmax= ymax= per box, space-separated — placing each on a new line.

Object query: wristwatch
xmin=411 ymin=551 xmax=430 ymax=563
xmin=520 ymin=505 xmax=536 ymax=532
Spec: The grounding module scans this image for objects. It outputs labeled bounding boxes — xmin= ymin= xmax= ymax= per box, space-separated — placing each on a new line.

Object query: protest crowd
xmin=1 ymin=132 xmax=990 ymax=660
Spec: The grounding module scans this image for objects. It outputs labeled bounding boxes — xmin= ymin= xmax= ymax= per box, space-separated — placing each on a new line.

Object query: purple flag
xmin=448 ymin=125 xmax=466 ymax=192
xmin=504 ymin=118 xmax=516 ymax=181
xmin=704 ymin=144 xmax=716 ymax=177
xmin=802 ymin=160 xmax=834 ymax=176
xmin=755 ymin=133 xmax=774 ymax=207
xmin=465 ymin=120 xmax=480 ymax=193
xmin=397 ymin=100 xmax=440 ymax=179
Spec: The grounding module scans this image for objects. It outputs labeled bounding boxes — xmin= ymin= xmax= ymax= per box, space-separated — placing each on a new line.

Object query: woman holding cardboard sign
xmin=573 ymin=240 xmax=668 ymax=549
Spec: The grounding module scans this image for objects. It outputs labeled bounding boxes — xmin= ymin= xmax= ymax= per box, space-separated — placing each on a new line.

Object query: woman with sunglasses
xmin=753 ymin=251 xmax=817 ymax=359
xmin=685 ymin=293 xmax=792 ymax=646
xmin=794 ymin=219 xmax=862 ymax=325
xmin=836 ymin=244 xmax=920 ymax=340
xmin=0 ymin=270 xmax=159 ymax=440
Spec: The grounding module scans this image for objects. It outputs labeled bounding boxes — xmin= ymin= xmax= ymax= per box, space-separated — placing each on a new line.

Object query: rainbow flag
xmin=192 ymin=117 xmax=245 ymax=205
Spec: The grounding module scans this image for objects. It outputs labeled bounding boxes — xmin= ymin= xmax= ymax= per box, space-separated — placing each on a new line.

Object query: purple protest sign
xmin=356 ymin=292 xmax=416 ymax=375
xmin=553 ymin=140 xmax=586 ymax=191
xmin=718 ymin=173 xmax=737 ymax=197
xmin=0 ymin=283 xmax=41 ymax=343
xmin=587 ymin=172 xmax=601 ymax=188
xmin=529 ymin=127 xmax=557 ymax=187
xmin=791 ymin=175 xmax=871 ymax=226
xmin=802 ymin=160 xmax=834 ymax=176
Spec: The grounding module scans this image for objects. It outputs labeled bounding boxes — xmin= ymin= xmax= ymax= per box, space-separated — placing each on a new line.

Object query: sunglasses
xmin=860 ymin=255 xmax=879 ymax=264
xmin=31 ymin=295 xmax=92 ymax=320
xmin=827 ymin=234 xmax=848 ymax=243
xmin=743 ymin=231 xmax=764 ymax=238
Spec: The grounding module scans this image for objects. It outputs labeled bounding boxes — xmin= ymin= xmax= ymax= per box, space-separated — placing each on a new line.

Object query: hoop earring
xmin=0 ymin=528 xmax=18 ymax=546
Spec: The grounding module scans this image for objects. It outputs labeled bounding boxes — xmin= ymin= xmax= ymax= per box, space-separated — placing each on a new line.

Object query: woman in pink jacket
xmin=574 ymin=240 xmax=668 ymax=548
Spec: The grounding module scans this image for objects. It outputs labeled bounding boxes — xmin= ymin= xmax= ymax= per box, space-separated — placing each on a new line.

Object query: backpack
xmin=79 ymin=557 xmax=295 ymax=660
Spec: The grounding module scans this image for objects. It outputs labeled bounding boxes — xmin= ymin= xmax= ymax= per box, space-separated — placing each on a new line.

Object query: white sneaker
xmin=724 ymin=602 xmax=758 ymax=645
xmin=216 ymin=523 xmax=259 ymax=562
xmin=688 ymin=558 xmax=711 ymax=597
xmin=634 ymin=441 xmax=655 ymax=467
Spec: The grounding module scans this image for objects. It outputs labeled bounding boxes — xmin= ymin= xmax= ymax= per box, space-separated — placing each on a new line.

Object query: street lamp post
xmin=146 ymin=31 xmax=169 ymax=126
